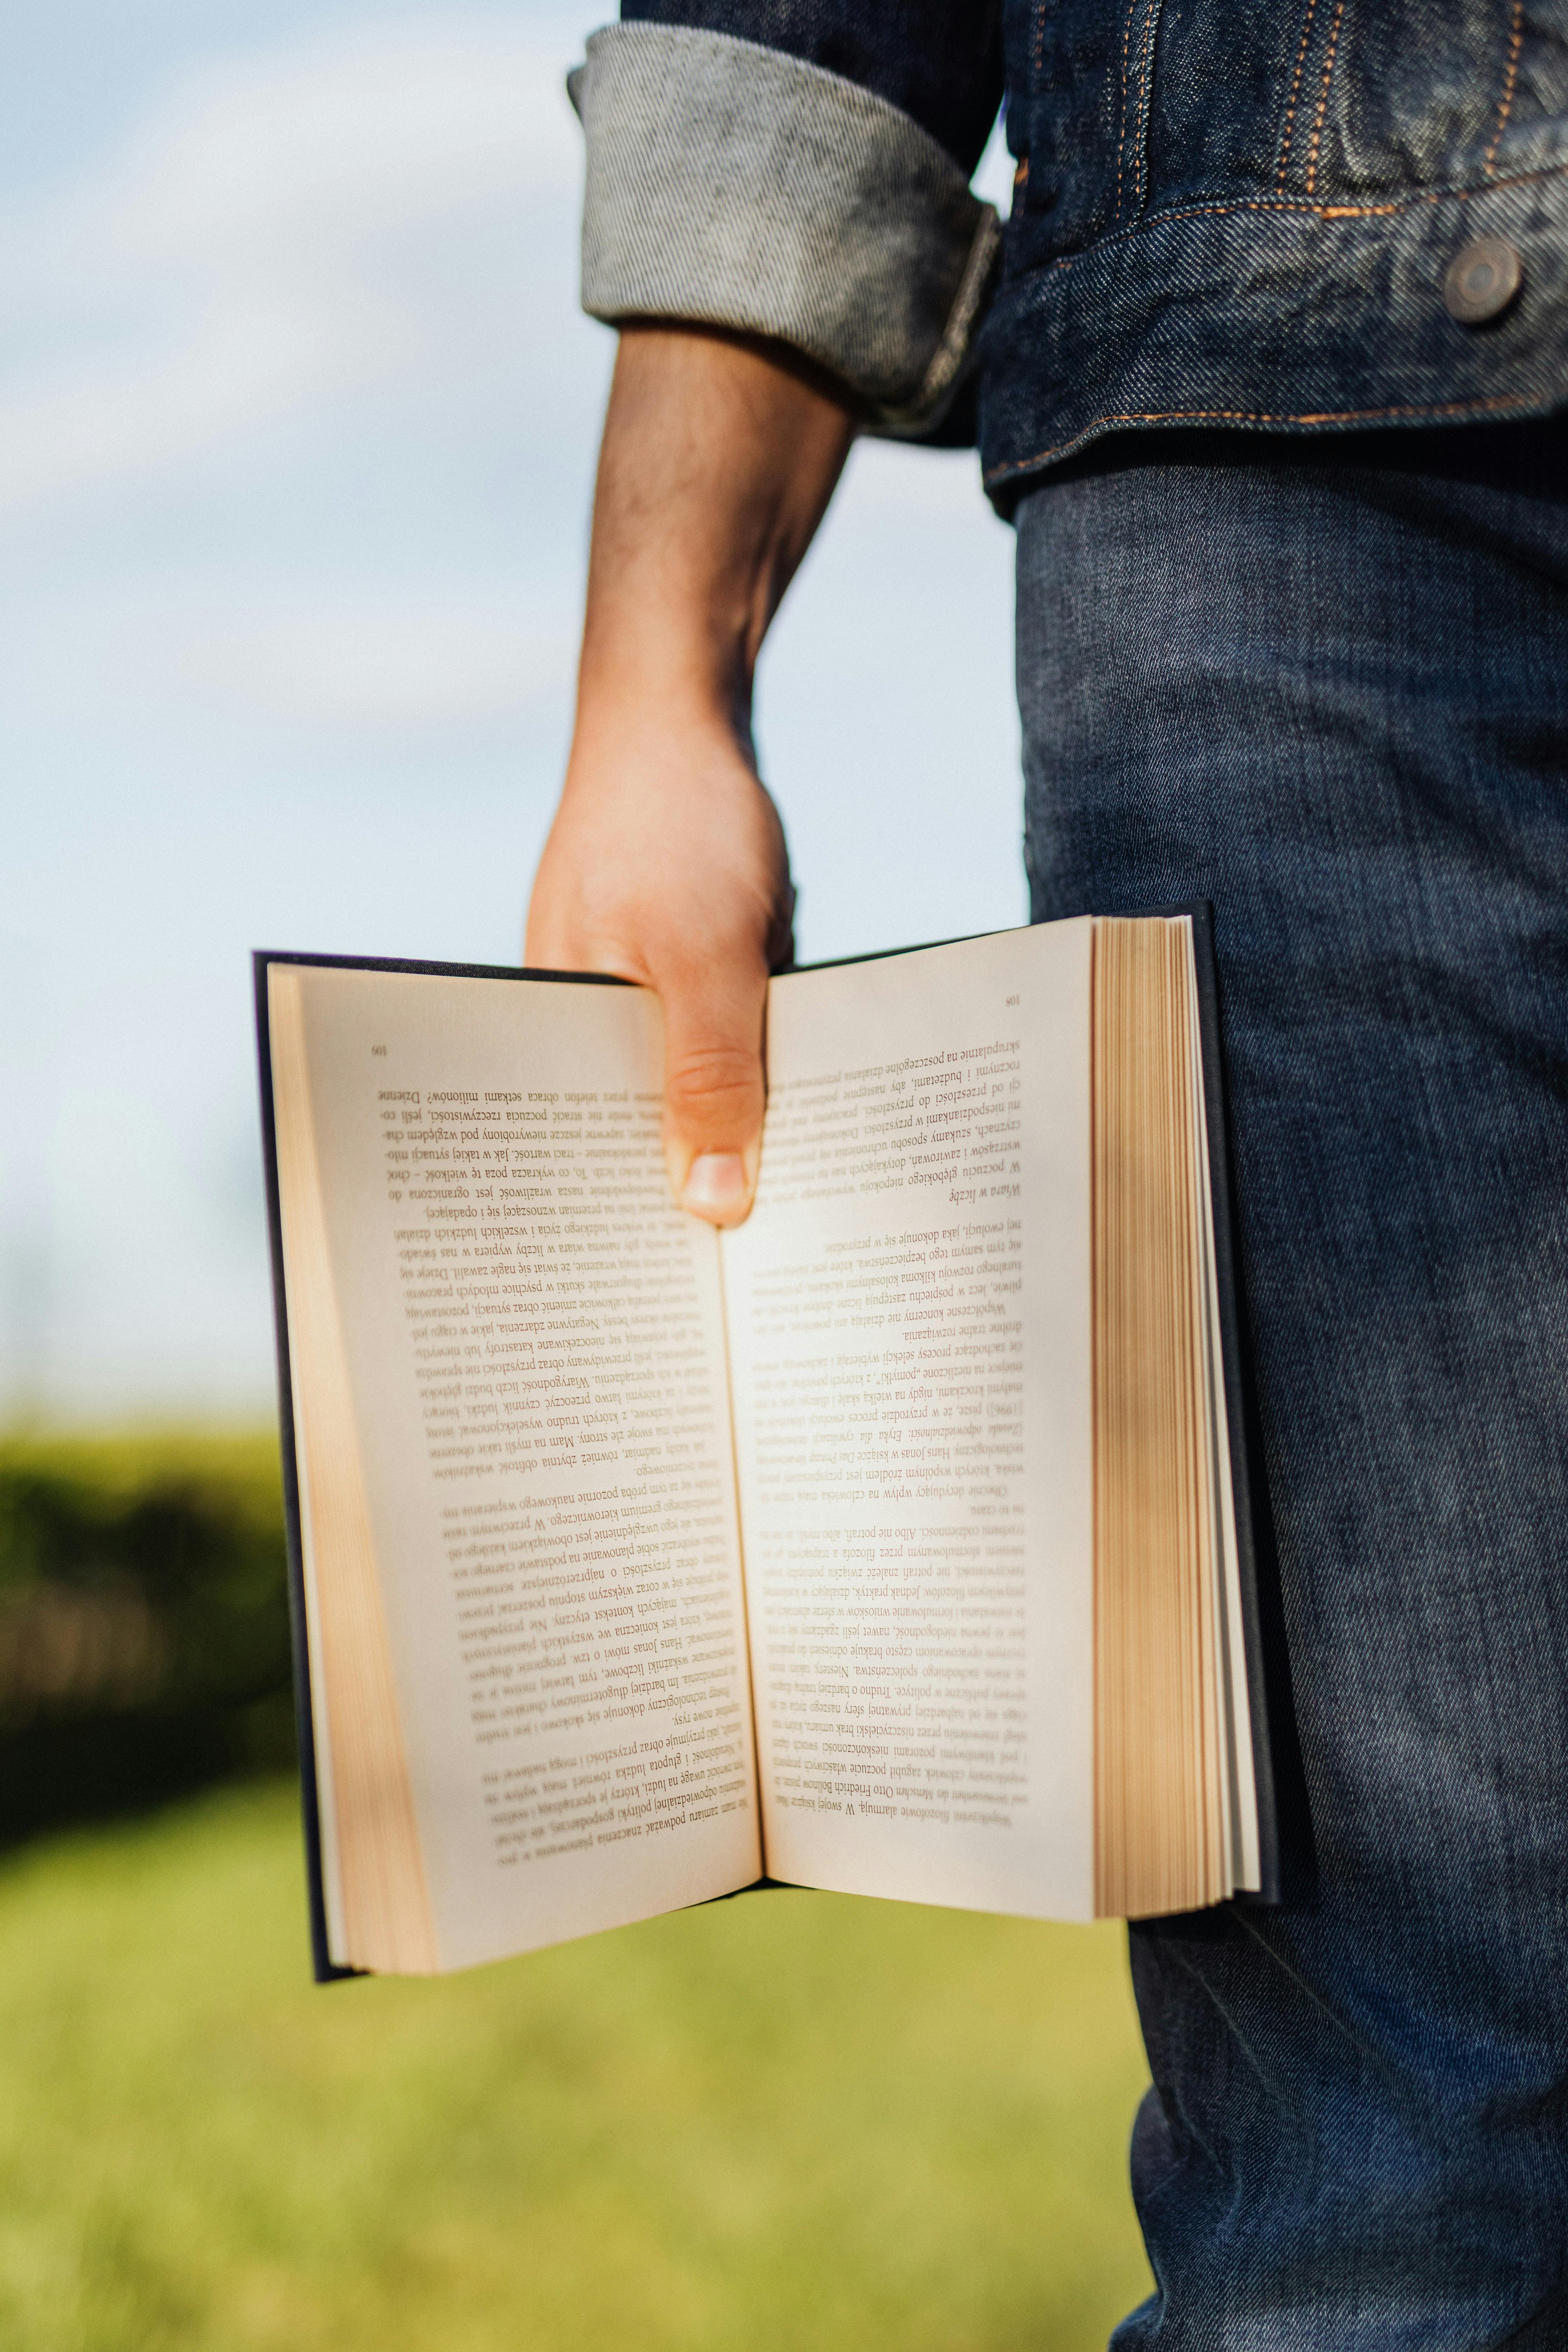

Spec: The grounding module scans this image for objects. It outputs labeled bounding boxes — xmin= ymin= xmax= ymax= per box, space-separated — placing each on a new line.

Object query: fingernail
xmin=681 ymin=1152 xmax=747 ymax=1215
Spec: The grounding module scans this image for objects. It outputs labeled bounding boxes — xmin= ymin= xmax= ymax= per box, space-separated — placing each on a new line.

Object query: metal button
xmin=1443 ymin=237 xmax=1524 ymax=324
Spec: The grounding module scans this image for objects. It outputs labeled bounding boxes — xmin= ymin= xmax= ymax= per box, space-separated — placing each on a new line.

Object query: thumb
xmin=658 ymin=959 xmax=768 ymax=1227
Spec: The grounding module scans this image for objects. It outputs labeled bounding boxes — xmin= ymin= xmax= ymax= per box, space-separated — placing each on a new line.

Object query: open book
xmin=256 ymin=915 xmax=1275 ymax=1980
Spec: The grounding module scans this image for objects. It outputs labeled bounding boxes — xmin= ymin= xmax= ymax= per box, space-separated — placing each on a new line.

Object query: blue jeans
xmin=1016 ymin=422 xmax=1568 ymax=2347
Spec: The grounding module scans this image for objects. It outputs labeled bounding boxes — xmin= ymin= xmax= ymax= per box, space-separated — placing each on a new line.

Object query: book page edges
xmin=1092 ymin=916 xmax=1229 ymax=1919
xmin=267 ymin=966 xmax=441 ymax=1975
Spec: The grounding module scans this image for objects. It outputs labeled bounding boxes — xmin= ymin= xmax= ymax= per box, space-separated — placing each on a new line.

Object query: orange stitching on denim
xmin=1484 ymin=0 xmax=1525 ymax=176
xmin=1276 ymin=0 xmax=1323 ymax=189
xmin=984 ymin=390 xmax=1542 ymax=483
xmin=1115 ymin=0 xmax=1142 ymax=224
xmin=1133 ymin=0 xmax=1163 ymax=214
xmin=1303 ymin=0 xmax=1346 ymax=196
xmin=1029 ymin=150 xmax=1568 ymax=276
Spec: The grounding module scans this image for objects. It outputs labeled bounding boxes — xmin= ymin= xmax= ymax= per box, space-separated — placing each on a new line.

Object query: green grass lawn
xmin=0 ymin=1781 xmax=1154 ymax=2352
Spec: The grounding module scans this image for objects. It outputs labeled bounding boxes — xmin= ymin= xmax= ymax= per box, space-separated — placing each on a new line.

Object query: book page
xmin=279 ymin=964 xmax=760 ymax=1971
xmin=721 ymin=923 xmax=1096 ymax=1922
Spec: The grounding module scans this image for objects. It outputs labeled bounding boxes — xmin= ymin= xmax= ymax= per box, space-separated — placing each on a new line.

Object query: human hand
xmin=525 ymin=324 xmax=852 ymax=1226
xmin=525 ymin=703 xmax=793 ymax=1227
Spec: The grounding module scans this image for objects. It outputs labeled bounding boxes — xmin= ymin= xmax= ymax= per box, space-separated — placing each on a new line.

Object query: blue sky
xmin=1 ymin=0 xmax=1023 ymax=1422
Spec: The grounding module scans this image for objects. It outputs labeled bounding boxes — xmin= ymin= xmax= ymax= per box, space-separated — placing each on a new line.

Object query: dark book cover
xmin=1183 ymin=904 xmax=1280 ymax=1906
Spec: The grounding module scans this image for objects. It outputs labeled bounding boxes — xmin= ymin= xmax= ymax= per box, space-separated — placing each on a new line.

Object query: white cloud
xmin=0 ymin=15 xmax=583 ymax=512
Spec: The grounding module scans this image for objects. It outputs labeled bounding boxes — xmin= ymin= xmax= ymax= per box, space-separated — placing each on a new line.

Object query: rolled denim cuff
xmin=570 ymin=22 xmax=1000 ymax=434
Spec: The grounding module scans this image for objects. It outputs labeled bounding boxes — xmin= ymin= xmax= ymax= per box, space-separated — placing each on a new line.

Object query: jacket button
xmin=1443 ymin=237 xmax=1523 ymax=324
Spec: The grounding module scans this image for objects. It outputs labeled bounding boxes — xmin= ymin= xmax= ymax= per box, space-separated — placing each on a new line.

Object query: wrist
xmin=570 ymin=662 xmax=755 ymax=781
xmin=573 ymin=328 xmax=853 ymax=739
xmin=577 ymin=647 xmax=751 ymax=738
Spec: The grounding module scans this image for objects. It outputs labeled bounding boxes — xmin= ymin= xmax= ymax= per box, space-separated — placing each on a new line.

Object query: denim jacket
xmin=572 ymin=0 xmax=1568 ymax=502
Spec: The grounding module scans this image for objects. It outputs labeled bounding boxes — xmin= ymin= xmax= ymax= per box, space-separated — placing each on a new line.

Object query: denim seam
xmin=1275 ymin=0 xmax=1326 ymax=189
xmin=1133 ymin=0 xmax=1165 ymax=217
xmin=1019 ymin=151 xmax=1568 ymax=277
xmin=1484 ymin=0 xmax=1528 ymax=179
xmin=1115 ymin=0 xmax=1141 ymax=226
xmin=1302 ymin=0 xmax=1349 ymax=197
xmin=985 ymin=386 xmax=1551 ymax=486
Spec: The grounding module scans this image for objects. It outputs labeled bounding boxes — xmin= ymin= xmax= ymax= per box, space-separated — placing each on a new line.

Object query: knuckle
xmin=665 ymin=1043 xmax=761 ymax=1114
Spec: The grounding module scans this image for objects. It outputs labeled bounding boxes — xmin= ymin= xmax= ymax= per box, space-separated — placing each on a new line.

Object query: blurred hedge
xmin=0 ymin=1432 xmax=294 ymax=1841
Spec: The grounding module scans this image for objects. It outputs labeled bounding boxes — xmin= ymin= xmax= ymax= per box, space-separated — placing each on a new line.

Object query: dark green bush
xmin=0 ymin=1433 xmax=294 ymax=1840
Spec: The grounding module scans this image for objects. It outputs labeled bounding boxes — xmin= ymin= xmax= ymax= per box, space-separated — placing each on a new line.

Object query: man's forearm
xmin=574 ymin=324 xmax=855 ymax=746
xmin=526 ymin=326 xmax=855 ymax=1224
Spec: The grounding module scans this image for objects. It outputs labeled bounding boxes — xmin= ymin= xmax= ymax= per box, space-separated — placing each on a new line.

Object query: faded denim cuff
xmin=570 ymin=22 xmax=1000 ymax=435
